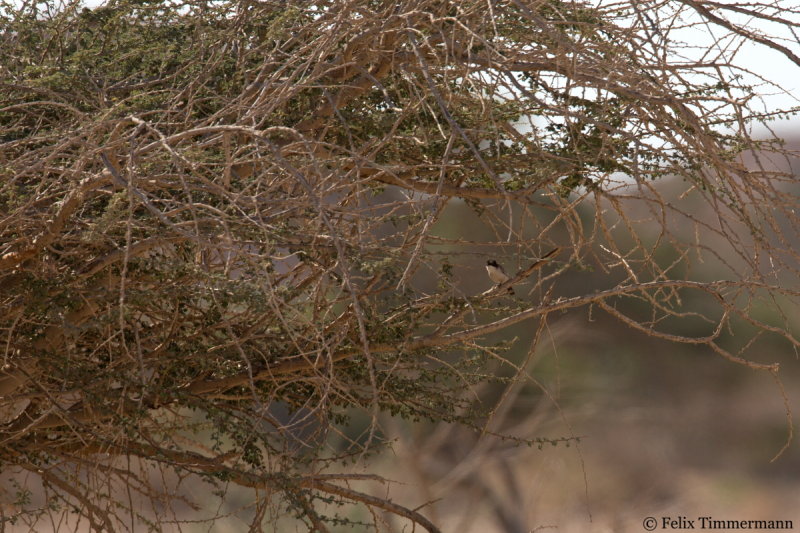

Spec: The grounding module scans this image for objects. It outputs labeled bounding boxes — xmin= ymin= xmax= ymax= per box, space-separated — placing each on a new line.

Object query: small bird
xmin=486 ymin=260 xmax=514 ymax=294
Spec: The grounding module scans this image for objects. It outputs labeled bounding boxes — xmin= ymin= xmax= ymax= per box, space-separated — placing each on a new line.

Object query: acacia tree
xmin=1 ymin=0 xmax=799 ymax=530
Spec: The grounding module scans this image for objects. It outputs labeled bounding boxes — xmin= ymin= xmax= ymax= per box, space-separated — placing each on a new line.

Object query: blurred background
xmin=342 ymin=132 xmax=800 ymax=533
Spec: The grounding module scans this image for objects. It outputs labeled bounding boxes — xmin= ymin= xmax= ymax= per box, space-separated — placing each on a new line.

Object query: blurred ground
xmin=365 ymin=309 xmax=800 ymax=533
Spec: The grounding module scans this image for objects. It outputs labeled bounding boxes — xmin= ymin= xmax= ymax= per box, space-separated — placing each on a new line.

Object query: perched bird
xmin=486 ymin=260 xmax=514 ymax=295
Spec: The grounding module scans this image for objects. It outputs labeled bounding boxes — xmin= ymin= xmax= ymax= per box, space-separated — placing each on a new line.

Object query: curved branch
xmin=0 ymin=174 xmax=110 ymax=271
xmin=304 ymin=479 xmax=442 ymax=533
